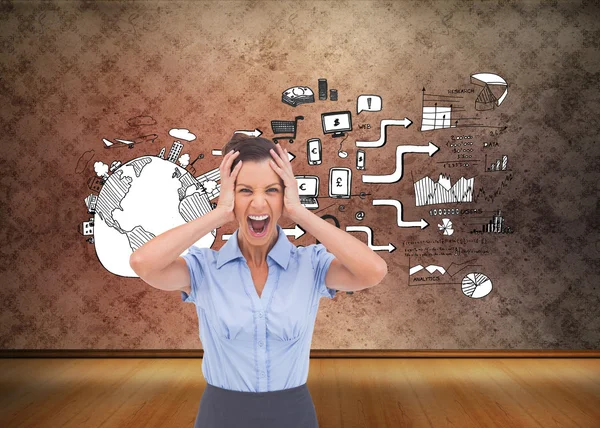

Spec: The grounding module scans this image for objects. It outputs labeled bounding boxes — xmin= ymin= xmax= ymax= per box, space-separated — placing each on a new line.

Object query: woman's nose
xmin=250 ymin=193 xmax=268 ymax=206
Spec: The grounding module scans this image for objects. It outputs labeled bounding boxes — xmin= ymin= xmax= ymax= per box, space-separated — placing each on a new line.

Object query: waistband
xmin=205 ymin=382 xmax=308 ymax=398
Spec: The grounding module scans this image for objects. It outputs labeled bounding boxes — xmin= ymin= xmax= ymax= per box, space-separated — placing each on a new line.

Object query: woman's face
xmin=233 ymin=159 xmax=284 ymax=245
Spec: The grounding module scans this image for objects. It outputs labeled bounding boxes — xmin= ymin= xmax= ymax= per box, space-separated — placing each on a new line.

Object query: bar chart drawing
xmin=470 ymin=209 xmax=513 ymax=234
xmin=485 ymin=154 xmax=510 ymax=172
xmin=420 ymin=88 xmax=465 ymax=131
xmin=420 ymin=86 xmax=508 ymax=131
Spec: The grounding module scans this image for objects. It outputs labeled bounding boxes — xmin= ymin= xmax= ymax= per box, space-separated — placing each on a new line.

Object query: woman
xmin=130 ymin=134 xmax=388 ymax=427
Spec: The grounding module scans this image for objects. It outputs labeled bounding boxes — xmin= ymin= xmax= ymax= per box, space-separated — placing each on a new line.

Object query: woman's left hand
xmin=269 ymin=144 xmax=305 ymax=223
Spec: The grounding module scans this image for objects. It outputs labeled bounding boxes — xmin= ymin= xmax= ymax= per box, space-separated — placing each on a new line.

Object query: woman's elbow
xmin=372 ymin=261 xmax=388 ymax=286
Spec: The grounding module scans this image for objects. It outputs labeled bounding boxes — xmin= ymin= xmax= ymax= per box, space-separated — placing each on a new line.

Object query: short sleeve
xmin=311 ymin=243 xmax=337 ymax=299
xmin=180 ymin=246 xmax=205 ymax=305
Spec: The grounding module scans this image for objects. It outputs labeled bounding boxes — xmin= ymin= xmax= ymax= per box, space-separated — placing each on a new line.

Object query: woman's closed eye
xmin=240 ymin=188 xmax=278 ymax=193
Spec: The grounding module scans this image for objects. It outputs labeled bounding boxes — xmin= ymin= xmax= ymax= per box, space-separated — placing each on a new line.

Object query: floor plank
xmin=0 ymin=358 xmax=598 ymax=427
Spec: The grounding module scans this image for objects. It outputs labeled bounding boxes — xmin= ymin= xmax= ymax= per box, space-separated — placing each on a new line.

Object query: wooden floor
xmin=0 ymin=358 xmax=598 ymax=427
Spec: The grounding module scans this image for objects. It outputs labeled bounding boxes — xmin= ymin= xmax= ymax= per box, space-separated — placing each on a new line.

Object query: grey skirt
xmin=194 ymin=382 xmax=319 ymax=427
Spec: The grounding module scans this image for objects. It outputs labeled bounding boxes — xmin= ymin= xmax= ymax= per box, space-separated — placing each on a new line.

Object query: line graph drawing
xmin=407 ymin=257 xmax=493 ymax=297
xmin=414 ymin=173 xmax=474 ymax=206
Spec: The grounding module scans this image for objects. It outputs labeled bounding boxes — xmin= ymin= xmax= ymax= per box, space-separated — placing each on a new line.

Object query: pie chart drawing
xmin=461 ymin=272 xmax=493 ymax=298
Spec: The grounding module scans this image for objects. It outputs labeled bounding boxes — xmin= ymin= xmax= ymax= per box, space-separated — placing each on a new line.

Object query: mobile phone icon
xmin=356 ymin=149 xmax=365 ymax=170
xmin=307 ymin=138 xmax=322 ymax=165
xmin=329 ymin=167 xmax=351 ymax=199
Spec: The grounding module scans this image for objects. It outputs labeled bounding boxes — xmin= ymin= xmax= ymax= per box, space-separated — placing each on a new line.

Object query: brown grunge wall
xmin=1 ymin=0 xmax=599 ymax=350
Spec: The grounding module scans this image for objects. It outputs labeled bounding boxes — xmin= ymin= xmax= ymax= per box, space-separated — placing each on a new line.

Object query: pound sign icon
xmin=336 ymin=177 xmax=342 ymax=187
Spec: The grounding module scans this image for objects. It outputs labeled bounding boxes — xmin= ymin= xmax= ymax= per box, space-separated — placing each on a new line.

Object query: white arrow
xmin=356 ymin=118 xmax=412 ymax=148
xmin=362 ymin=141 xmax=440 ymax=183
xmin=345 ymin=225 xmax=396 ymax=252
xmin=234 ymin=128 xmax=263 ymax=137
xmin=372 ymin=199 xmax=429 ymax=229
xmin=222 ymin=224 xmax=305 ymax=240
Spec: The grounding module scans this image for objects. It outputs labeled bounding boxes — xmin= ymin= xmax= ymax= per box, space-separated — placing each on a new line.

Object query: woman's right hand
xmin=216 ymin=149 xmax=242 ymax=224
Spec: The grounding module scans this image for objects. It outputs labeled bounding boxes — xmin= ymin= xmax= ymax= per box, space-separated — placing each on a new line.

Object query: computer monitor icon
xmin=321 ymin=111 xmax=352 ymax=138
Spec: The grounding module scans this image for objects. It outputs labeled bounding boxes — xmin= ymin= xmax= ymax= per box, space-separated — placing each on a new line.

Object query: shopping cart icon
xmin=270 ymin=116 xmax=304 ymax=144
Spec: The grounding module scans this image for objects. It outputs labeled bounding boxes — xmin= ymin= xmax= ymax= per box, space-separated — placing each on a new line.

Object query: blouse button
xmin=259 ymin=371 xmax=266 ymax=378
xmin=258 ymin=340 xmax=264 ymax=347
xmin=258 ymin=311 xmax=264 ymax=318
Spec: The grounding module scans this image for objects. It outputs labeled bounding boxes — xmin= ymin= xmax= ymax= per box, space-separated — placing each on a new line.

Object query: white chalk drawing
xmin=408 ymin=258 xmax=493 ymax=294
xmin=420 ymin=87 xmax=507 ymax=131
xmin=438 ymin=218 xmax=454 ymax=235
xmin=470 ymin=73 xmax=508 ymax=111
xmin=336 ymin=135 xmax=350 ymax=158
xmin=169 ymin=128 xmax=196 ymax=141
xmin=470 ymin=209 xmax=513 ymax=234
xmin=420 ymin=88 xmax=464 ymax=131
xmin=408 ymin=261 xmax=494 ymax=298
xmin=103 ymin=134 xmax=158 ymax=150
xmin=461 ymin=272 xmax=493 ymax=298
xmin=345 ymin=225 xmax=396 ymax=253
xmin=222 ymin=225 xmax=306 ymax=240
xmin=485 ymin=154 xmax=510 ymax=171
xmin=356 ymin=94 xmax=382 ymax=114
xmin=329 ymin=167 xmax=351 ymax=198
xmin=296 ymin=175 xmax=320 ymax=209
xmin=271 ymin=116 xmax=304 ymax=144
xmin=307 ymin=138 xmax=322 ymax=165
xmin=233 ymin=128 xmax=263 ymax=137
xmin=409 ymin=259 xmax=479 ymax=278
xmin=356 ymin=149 xmax=365 ymax=170
xmin=355 ymin=118 xmax=413 ymax=148
xmin=372 ymin=199 xmax=429 ymax=229
xmin=92 ymin=155 xmax=218 ymax=277
xmin=322 ymin=111 xmax=352 ymax=138
xmin=409 ymin=264 xmax=446 ymax=275
xmin=282 ymin=86 xmax=315 ymax=107
xmin=414 ymin=173 xmax=474 ymax=206
xmin=362 ymin=142 xmax=440 ymax=184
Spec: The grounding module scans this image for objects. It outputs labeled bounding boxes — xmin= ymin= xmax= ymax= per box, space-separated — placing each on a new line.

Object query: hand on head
xmin=268 ymin=144 xmax=304 ymax=223
xmin=216 ymin=149 xmax=242 ymax=224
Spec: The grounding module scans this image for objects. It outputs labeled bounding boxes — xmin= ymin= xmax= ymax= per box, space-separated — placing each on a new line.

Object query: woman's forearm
xmin=130 ymin=208 xmax=227 ymax=276
xmin=293 ymin=207 xmax=387 ymax=281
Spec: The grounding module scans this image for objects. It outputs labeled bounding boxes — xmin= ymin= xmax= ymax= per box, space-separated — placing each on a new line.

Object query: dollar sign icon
xmin=336 ymin=177 xmax=342 ymax=187
xmin=333 ymin=118 xmax=340 ymax=126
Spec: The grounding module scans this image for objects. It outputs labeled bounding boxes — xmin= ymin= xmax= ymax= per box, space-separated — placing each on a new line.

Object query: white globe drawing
xmin=93 ymin=155 xmax=217 ymax=277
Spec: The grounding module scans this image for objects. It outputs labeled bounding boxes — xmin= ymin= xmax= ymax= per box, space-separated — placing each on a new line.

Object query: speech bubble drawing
xmin=357 ymin=94 xmax=382 ymax=114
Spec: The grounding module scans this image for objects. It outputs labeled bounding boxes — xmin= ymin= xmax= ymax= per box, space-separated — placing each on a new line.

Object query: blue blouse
xmin=180 ymin=223 xmax=337 ymax=392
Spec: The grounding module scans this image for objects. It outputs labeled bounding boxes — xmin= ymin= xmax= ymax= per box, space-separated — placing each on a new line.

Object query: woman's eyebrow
xmin=236 ymin=182 xmax=282 ymax=188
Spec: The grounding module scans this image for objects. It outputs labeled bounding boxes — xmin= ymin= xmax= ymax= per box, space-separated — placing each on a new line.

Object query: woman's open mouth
xmin=247 ymin=214 xmax=270 ymax=238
